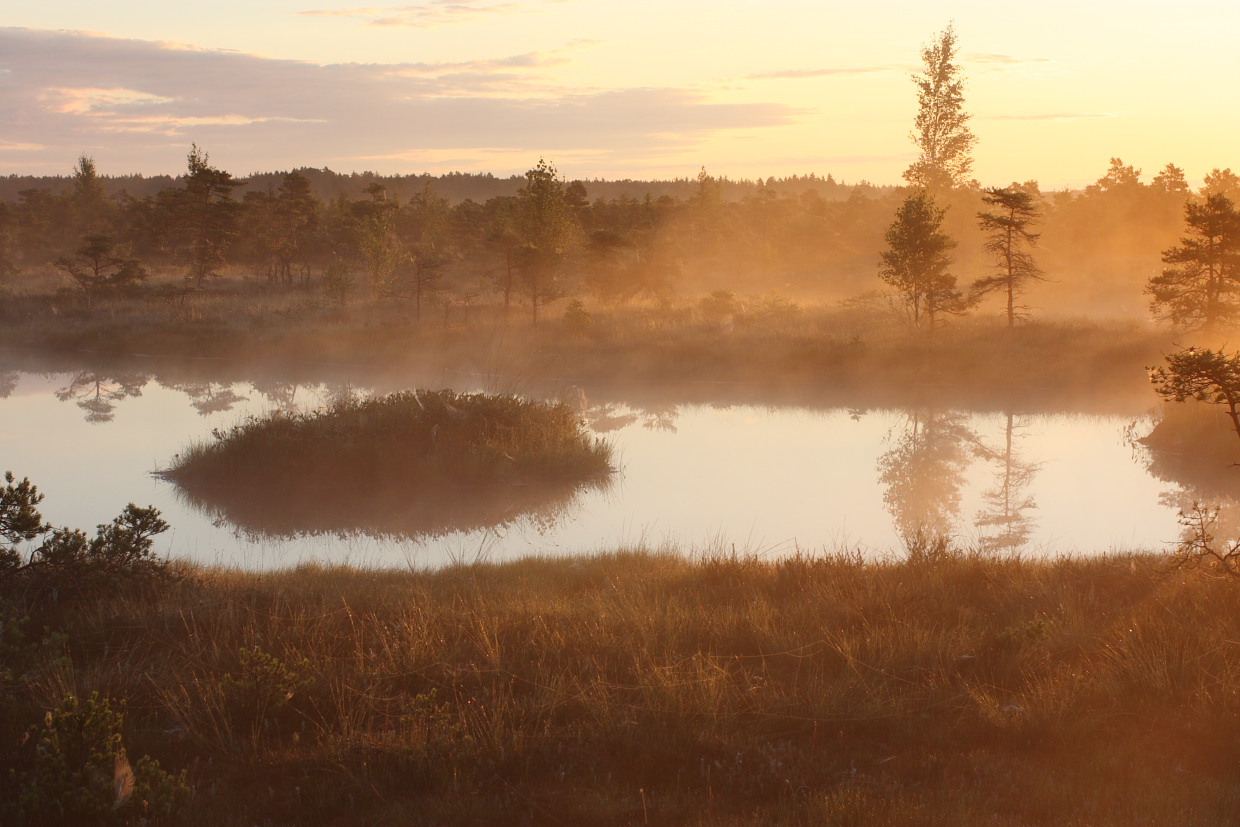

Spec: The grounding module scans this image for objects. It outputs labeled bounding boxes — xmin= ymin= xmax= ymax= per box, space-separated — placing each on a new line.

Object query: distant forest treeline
xmin=0 ymin=167 xmax=874 ymax=208
xmin=2 ymin=153 xmax=1236 ymax=319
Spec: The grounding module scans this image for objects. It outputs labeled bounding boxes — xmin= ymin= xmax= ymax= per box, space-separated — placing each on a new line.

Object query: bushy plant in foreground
xmin=221 ymin=645 xmax=315 ymax=739
xmin=1 ymin=472 xmax=172 ymax=598
xmin=5 ymin=692 xmax=188 ymax=826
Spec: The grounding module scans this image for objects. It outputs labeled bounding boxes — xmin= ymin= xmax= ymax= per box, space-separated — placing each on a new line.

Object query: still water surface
xmin=0 ymin=368 xmax=1195 ymax=568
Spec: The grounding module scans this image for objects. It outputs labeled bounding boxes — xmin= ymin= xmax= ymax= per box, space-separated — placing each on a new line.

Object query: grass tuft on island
xmin=163 ymin=389 xmax=613 ymax=495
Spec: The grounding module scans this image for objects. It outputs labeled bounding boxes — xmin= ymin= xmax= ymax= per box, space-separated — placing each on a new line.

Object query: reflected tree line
xmin=39 ymin=370 xmax=317 ymax=424
xmin=877 ymin=409 xmax=1040 ymax=552
xmin=1133 ymin=404 xmax=1240 ymax=548
xmin=11 ymin=368 xmax=1068 ymax=551
xmin=34 ymin=368 xmax=684 ymax=430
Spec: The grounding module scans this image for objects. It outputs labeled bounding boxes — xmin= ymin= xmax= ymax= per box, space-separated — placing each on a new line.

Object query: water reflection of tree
xmin=1133 ymin=404 xmax=1240 ymax=541
xmin=641 ymin=402 xmax=679 ymax=432
xmin=161 ymin=380 xmax=248 ymax=416
xmin=1136 ymin=401 xmax=1240 ymax=540
xmin=578 ymin=400 xmax=679 ymax=434
xmin=974 ymin=412 xmax=1040 ymax=553
xmin=877 ymin=409 xmax=974 ymax=544
xmin=250 ymin=379 xmax=302 ymax=412
xmin=0 ymin=373 xmax=17 ymax=398
xmin=583 ymin=402 xmax=638 ymax=433
xmin=54 ymin=371 xmax=147 ymax=423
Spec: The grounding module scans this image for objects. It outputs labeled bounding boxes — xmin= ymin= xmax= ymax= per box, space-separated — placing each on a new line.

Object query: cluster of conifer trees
xmin=4 ymin=147 xmax=1234 ymax=325
xmin=877 ymin=25 xmax=1240 ymax=331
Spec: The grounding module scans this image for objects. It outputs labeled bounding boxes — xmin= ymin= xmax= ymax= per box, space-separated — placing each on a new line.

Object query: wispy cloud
xmin=746 ymin=66 xmax=891 ymax=80
xmin=0 ymin=27 xmax=799 ymax=175
xmin=969 ymin=53 xmax=1051 ymax=66
xmin=296 ymin=6 xmax=386 ymax=17
xmin=39 ymin=87 xmax=175 ymax=115
xmin=967 ymin=52 xmax=1059 ymax=77
xmin=385 ymin=48 xmax=574 ymax=95
xmin=300 ymin=1 xmax=529 ymax=28
xmin=96 ymin=114 xmax=327 ymax=137
xmin=986 ymin=112 xmax=1113 ymax=121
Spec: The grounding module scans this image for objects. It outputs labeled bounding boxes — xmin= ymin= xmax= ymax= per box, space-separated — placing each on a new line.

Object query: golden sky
xmin=2 ymin=0 xmax=1237 ymax=188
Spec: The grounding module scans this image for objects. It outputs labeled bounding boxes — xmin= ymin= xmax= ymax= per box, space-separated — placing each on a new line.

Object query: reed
xmin=165 ymin=388 xmax=611 ymax=486
xmin=4 ymin=548 xmax=1240 ymax=825
xmin=159 ymin=390 xmax=613 ymax=539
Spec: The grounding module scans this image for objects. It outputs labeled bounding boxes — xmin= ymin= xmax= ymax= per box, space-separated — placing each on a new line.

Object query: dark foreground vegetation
xmin=5 ymin=535 xmax=1240 ymax=825
xmin=161 ymin=390 xmax=613 ymax=539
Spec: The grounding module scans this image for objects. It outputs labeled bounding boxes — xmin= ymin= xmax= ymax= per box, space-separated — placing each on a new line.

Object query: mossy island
xmin=160 ymin=390 xmax=614 ymax=539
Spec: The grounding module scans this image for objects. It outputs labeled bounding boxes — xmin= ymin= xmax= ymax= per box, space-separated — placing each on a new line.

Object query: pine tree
xmin=973 ymin=186 xmax=1044 ymax=327
xmin=1147 ymin=194 xmax=1240 ymax=333
xmin=178 ymin=145 xmax=244 ymax=286
xmin=879 ymin=191 xmax=962 ymax=330
xmin=516 ymin=158 xmax=578 ymax=323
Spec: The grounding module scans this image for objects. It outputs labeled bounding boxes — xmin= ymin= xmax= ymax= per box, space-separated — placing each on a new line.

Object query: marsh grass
xmin=160 ymin=390 xmax=613 ymax=539
xmin=1 ymin=278 xmax=1170 ymax=411
xmin=166 ymin=389 xmax=612 ymax=484
xmin=4 ymin=550 xmax=1240 ymax=824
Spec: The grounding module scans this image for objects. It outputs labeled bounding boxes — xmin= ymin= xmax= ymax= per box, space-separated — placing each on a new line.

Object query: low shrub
xmin=1 ymin=472 xmax=172 ymax=600
xmin=4 ymin=692 xmax=188 ymax=826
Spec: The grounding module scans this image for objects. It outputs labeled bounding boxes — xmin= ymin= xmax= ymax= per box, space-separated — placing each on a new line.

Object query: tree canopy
xmin=1146 ymin=194 xmax=1240 ymax=333
xmin=903 ymin=24 xmax=976 ymax=192
xmin=879 ymin=191 xmax=961 ymax=330
xmin=973 ymin=186 xmax=1044 ymax=326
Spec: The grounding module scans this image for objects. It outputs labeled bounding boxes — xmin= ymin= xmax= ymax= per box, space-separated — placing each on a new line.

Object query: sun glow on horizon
xmin=0 ymin=1 xmax=1237 ymax=187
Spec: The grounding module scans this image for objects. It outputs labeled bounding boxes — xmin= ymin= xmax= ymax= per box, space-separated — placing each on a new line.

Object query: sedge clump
xmin=166 ymin=389 xmax=611 ymax=486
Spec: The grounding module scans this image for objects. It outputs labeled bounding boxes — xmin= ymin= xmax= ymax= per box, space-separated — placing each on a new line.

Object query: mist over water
xmin=0 ymin=367 xmax=1195 ymax=568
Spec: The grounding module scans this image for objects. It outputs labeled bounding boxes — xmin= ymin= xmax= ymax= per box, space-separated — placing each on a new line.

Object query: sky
xmin=1 ymin=1 xmax=1238 ymax=188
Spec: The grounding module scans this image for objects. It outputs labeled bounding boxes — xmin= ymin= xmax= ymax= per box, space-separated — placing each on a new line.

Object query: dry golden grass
xmin=5 ymin=549 xmax=1240 ymax=824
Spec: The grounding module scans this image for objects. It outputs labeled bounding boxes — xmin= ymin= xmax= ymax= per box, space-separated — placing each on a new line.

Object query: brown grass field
xmin=5 ymin=547 xmax=1240 ymax=825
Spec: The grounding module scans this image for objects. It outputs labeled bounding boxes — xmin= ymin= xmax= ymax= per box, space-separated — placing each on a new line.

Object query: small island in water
xmin=159 ymin=389 xmax=614 ymax=539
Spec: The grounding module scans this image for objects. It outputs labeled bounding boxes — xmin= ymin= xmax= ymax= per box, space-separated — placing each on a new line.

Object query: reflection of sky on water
xmin=0 ymin=371 xmax=1188 ymax=569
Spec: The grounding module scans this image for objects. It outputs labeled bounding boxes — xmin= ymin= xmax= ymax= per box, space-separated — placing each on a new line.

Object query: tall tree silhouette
xmin=516 ymin=158 xmax=578 ymax=323
xmin=973 ymin=186 xmax=1044 ymax=327
xmin=173 ymin=145 xmax=244 ymax=286
xmin=904 ymin=24 xmax=976 ymax=192
xmin=879 ymin=191 xmax=962 ymax=331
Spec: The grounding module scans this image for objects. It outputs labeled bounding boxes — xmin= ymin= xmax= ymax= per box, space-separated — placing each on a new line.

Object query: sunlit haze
xmin=3 ymin=0 xmax=1238 ymax=186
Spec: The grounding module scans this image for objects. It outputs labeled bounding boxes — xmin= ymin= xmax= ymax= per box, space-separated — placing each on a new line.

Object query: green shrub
xmin=221 ymin=645 xmax=315 ymax=738
xmin=1 ymin=472 xmax=172 ymax=599
xmin=0 ymin=600 xmax=68 ymax=704
xmin=5 ymin=692 xmax=188 ymax=826
xmin=24 ymin=506 xmax=172 ymax=599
